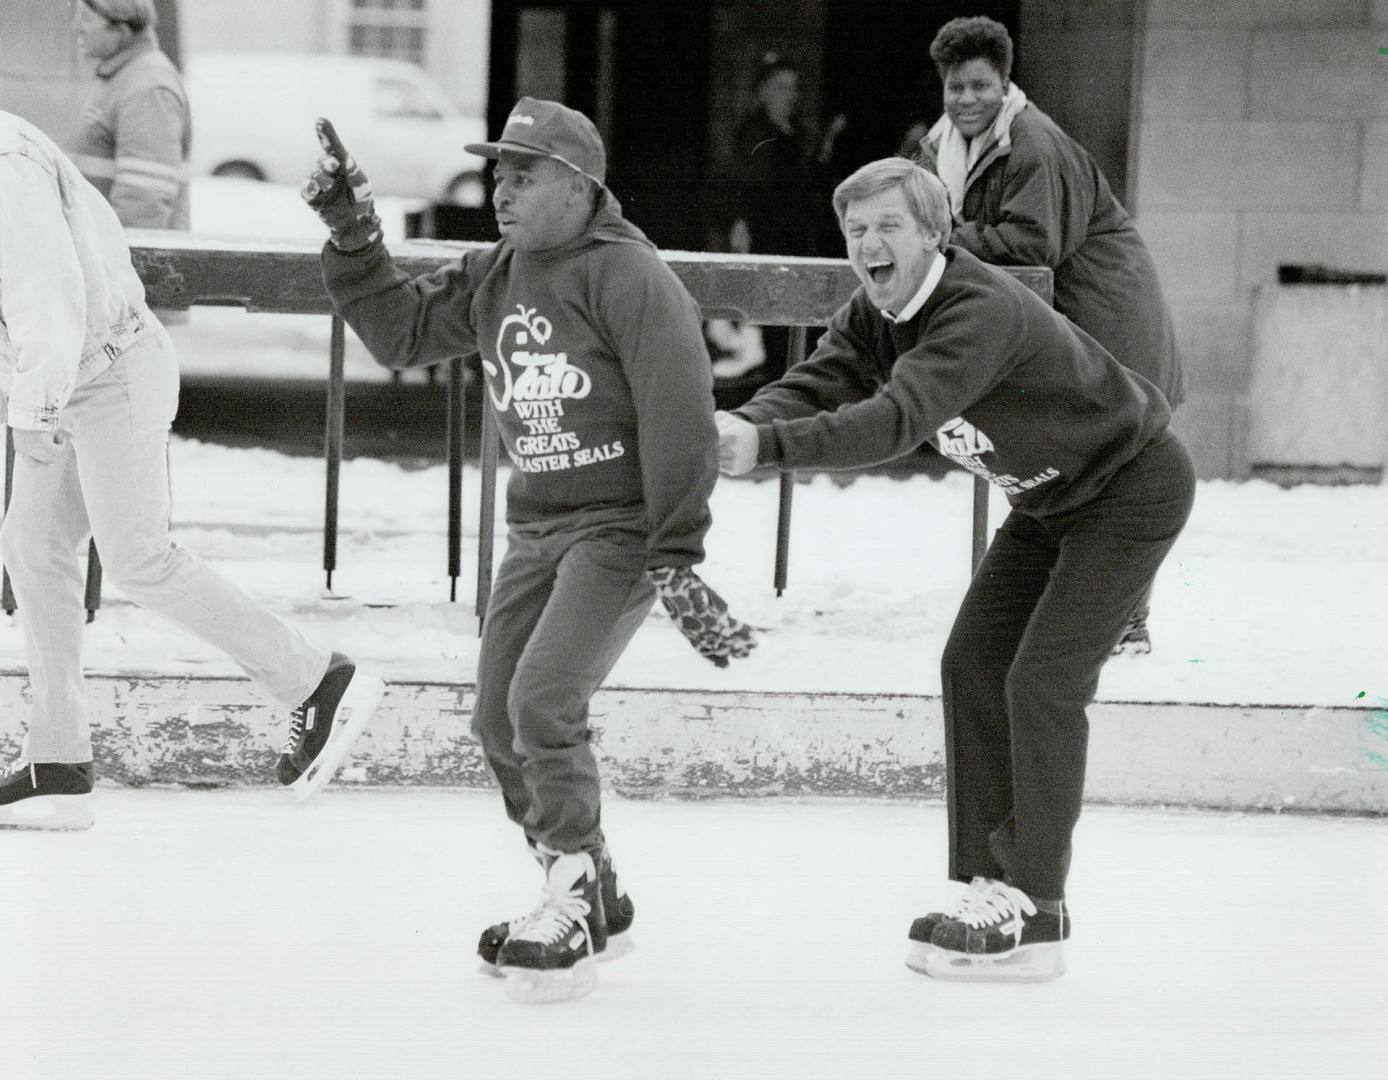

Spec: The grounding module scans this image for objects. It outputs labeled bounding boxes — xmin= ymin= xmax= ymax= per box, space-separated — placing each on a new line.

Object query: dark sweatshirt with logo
xmin=320 ymin=191 xmax=717 ymax=568
xmin=734 ymin=246 xmax=1170 ymax=519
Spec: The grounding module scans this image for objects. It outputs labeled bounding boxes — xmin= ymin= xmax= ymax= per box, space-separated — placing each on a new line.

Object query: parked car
xmin=185 ymin=51 xmax=489 ymax=206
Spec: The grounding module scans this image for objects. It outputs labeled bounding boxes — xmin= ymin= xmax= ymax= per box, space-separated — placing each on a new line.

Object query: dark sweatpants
xmin=941 ymin=431 xmax=1196 ymax=900
xmin=470 ymin=509 xmax=655 ymax=854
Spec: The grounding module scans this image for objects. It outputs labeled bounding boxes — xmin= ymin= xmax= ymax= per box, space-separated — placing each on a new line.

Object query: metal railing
xmin=2 ymin=232 xmax=1052 ymax=621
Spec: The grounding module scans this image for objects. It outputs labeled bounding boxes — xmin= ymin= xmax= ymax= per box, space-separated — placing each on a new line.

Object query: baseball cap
xmin=465 ymin=97 xmax=607 ymax=187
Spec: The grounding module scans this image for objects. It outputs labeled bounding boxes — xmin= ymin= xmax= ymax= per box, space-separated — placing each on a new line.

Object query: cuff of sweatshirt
xmin=5 ymin=405 xmax=60 ymax=432
xmin=755 ymin=422 xmax=783 ymax=467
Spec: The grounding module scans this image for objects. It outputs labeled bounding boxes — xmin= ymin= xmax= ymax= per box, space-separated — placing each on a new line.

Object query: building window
xmin=347 ymin=0 xmax=428 ymax=67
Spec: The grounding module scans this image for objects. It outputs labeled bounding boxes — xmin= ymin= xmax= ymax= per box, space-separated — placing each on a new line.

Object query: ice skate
xmin=924 ymin=880 xmax=1069 ymax=983
xmin=479 ymin=846 xmax=635 ymax=976
xmin=0 ymin=760 xmax=95 ymax=831
xmin=276 ymin=652 xmax=384 ymax=803
xmin=904 ymin=876 xmax=992 ymax=974
xmin=496 ymin=850 xmax=607 ymax=1004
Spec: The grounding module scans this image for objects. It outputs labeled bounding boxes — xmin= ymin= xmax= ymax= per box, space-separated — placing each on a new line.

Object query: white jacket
xmin=0 ymin=109 xmax=158 ymax=431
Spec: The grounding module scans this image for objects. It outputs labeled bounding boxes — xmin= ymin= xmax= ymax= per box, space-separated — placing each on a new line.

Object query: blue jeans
xmin=0 ymin=331 xmax=328 ymax=763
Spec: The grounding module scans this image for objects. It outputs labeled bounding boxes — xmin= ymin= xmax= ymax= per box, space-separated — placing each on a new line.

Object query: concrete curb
xmin=1 ymin=672 xmax=1384 ymax=813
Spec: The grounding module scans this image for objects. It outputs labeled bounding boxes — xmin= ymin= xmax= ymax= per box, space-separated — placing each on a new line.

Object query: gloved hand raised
xmin=300 ymin=117 xmax=383 ymax=252
xmin=647 ymin=567 xmax=757 ymax=668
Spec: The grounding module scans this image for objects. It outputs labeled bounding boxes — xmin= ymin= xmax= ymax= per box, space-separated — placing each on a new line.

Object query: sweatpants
xmin=470 ymin=509 xmax=655 ymax=854
xmin=0 ymin=330 xmax=329 ymax=764
xmin=940 ymin=430 xmax=1196 ymax=900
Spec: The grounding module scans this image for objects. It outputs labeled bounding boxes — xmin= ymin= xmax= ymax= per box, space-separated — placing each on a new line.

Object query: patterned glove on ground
xmin=647 ymin=567 xmax=757 ymax=668
xmin=300 ymin=117 xmax=383 ymax=252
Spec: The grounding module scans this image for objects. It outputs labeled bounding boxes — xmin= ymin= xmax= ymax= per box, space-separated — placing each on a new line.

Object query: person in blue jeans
xmin=718 ymin=157 xmax=1195 ymax=982
xmin=0 ymin=111 xmax=383 ymax=830
xmin=303 ymin=99 xmax=755 ymax=1004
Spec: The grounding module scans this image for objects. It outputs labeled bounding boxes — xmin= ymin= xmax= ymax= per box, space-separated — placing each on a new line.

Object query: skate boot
xmin=1112 ymin=612 xmax=1152 ymax=655
xmin=496 ymin=850 xmax=607 ymax=1004
xmin=276 ymin=651 xmax=385 ymax=802
xmin=924 ymin=879 xmax=1070 ymax=983
xmin=0 ymin=760 xmax=95 ymax=831
xmin=479 ymin=845 xmax=635 ymax=976
xmin=904 ymin=876 xmax=992 ymax=974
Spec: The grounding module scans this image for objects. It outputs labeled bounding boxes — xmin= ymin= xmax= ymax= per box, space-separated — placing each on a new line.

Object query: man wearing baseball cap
xmin=302 ymin=99 xmax=756 ymax=1005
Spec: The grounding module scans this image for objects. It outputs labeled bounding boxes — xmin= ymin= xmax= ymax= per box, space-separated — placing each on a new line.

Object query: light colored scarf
xmin=927 ymin=82 xmax=1029 ymax=217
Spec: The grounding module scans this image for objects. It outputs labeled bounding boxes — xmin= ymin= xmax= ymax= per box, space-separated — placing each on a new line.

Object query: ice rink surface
xmin=3 ymin=788 xmax=1384 ymax=1080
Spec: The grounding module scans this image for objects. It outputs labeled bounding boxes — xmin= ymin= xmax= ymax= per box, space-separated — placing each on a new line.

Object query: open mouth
xmin=866 ymin=259 xmax=894 ymax=286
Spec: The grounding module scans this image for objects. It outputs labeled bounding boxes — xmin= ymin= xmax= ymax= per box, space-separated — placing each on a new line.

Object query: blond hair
xmin=832 ymin=158 xmax=952 ymax=244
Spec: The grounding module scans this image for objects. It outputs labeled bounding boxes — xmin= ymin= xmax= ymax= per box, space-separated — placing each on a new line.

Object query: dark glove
xmin=647 ymin=567 xmax=756 ymax=668
xmin=300 ymin=117 xmax=383 ymax=252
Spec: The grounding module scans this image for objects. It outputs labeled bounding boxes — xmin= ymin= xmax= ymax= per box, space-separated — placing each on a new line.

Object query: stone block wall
xmin=1134 ymin=0 xmax=1388 ymax=477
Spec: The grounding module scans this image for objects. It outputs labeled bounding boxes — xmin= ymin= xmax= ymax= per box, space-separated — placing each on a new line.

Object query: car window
xmin=374 ymin=76 xmax=442 ymax=120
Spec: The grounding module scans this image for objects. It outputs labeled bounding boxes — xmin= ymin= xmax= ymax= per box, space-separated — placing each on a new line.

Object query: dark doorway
xmin=819 ymin=0 xmax=1018 ymax=172
xmin=487 ymin=0 xmax=714 ymax=250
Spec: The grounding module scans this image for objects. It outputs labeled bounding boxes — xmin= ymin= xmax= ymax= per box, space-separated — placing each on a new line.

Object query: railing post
xmin=475 ymin=394 xmax=499 ymax=633
xmin=323 ymin=314 xmax=346 ymax=592
xmin=773 ymin=325 xmax=808 ymax=596
xmin=446 ymin=356 xmax=465 ymax=603
xmin=970 ymin=476 xmax=989 ymax=574
xmin=84 ymin=542 xmax=103 ymax=623
xmin=2 ymin=428 xmax=14 ymax=614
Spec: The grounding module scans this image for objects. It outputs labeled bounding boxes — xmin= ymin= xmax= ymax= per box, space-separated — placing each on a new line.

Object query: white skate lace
xmin=1 ymin=759 xmax=31 ymax=780
xmin=957 ymin=881 xmax=1037 ymax=935
xmin=279 ymin=706 xmax=307 ymax=756
xmin=945 ymin=877 xmax=994 ymax=918
xmin=509 ymin=879 xmax=594 ymax=950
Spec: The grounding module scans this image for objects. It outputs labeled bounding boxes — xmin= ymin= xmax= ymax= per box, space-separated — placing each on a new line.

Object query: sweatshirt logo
xmin=485 ymin=305 xmax=593 ymax=413
xmin=936 ymin=417 xmax=993 ymax=458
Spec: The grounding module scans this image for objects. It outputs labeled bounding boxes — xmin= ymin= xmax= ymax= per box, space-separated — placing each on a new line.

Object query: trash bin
xmin=1247 ymin=265 xmax=1388 ymax=483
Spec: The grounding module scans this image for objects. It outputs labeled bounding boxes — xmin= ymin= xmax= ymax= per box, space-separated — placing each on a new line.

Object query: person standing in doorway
xmin=913 ymin=15 xmax=1184 ymax=655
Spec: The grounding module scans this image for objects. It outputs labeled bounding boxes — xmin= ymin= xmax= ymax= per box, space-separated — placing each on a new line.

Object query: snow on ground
xmin=2 ymin=789 xmax=1384 ymax=1080
xmin=3 ymin=442 xmax=1382 ymax=710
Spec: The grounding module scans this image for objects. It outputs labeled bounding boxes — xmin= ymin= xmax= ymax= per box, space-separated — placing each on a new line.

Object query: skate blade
xmin=923 ymin=942 xmax=1065 ymax=983
xmin=501 ymin=957 xmax=597 ymax=1004
xmin=600 ymin=931 xmax=634 ymax=964
xmin=291 ymin=673 xmax=386 ymax=804
xmin=0 ymin=793 xmax=94 ymax=831
xmin=903 ymin=940 xmax=936 ymax=975
xmin=481 ymin=933 xmax=628 ymax=980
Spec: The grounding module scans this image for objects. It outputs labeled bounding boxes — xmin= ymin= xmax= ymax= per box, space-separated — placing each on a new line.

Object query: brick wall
xmin=1134 ymin=0 xmax=1388 ymax=477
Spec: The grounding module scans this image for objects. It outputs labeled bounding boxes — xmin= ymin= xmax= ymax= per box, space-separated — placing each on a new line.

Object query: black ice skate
xmin=495 ymin=850 xmax=607 ymax=1004
xmin=478 ymin=845 xmax=635 ymax=976
xmin=276 ymin=652 xmax=384 ymax=803
xmin=925 ymin=880 xmax=1070 ymax=983
xmin=904 ymin=876 xmax=992 ymax=974
xmin=0 ymin=760 xmax=95 ymax=831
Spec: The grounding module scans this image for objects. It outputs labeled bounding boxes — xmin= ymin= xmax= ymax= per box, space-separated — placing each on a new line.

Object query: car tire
xmin=443 ymin=171 xmax=486 ymax=207
xmin=212 ymin=161 xmax=266 ymax=181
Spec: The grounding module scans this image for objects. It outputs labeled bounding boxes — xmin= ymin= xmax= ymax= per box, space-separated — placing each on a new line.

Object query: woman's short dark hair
xmin=928 ymin=16 xmax=1013 ymax=83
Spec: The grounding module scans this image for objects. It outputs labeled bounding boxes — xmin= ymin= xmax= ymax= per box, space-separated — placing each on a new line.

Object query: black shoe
xmin=479 ymin=846 xmax=635 ymax=972
xmin=904 ymin=877 xmax=991 ymax=973
xmin=0 ymin=760 xmax=95 ymax=830
xmin=276 ymin=652 xmax=384 ymax=802
xmin=496 ymin=850 xmax=607 ymax=1003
